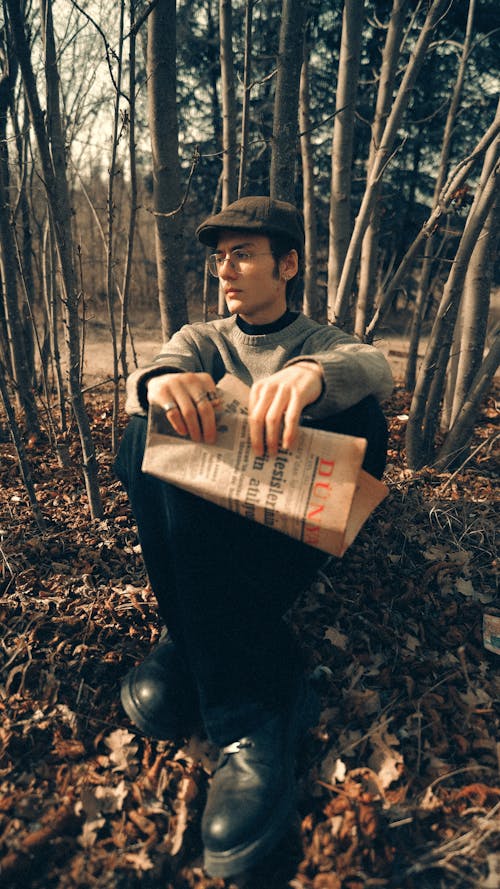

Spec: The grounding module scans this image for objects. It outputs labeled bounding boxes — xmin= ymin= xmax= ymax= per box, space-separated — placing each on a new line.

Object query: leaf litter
xmin=0 ymin=384 xmax=498 ymax=888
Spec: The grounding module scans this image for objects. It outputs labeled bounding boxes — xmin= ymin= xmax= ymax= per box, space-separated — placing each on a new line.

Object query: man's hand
xmin=248 ymin=362 xmax=323 ymax=457
xmin=147 ymin=372 xmax=219 ymax=444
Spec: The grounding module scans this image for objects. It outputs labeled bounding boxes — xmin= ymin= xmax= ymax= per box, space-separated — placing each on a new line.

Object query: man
xmin=115 ymin=196 xmax=393 ymax=878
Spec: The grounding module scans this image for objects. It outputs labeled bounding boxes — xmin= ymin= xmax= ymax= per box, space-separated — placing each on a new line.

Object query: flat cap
xmin=196 ymin=196 xmax=304 ymax=257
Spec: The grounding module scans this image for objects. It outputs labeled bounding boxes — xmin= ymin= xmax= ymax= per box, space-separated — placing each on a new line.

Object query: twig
xmin=0 ymin=802 xmax=81 ymax=881
xmin=436 ymin=431 xmax=500 ymax=492
xmin=152 ymin=148 xmax=200 ymax=218
xmin=404 ymin=801 xmax=500 ymax=878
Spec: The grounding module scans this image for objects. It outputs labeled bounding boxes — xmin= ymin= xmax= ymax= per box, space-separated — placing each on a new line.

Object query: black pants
xmin=115 ymin=396 xmax=388 ymax=744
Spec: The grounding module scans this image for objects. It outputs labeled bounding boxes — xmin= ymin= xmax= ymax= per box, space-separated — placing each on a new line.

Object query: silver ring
xmin=194 ymin=391 xmax=211 ymax=405
xmin=162 ymin=401 xmax=178 ymax=413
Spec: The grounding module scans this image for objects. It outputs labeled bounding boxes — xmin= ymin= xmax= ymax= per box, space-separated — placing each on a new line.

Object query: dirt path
xmin=81 ymin=325 xmax=424 ymax=386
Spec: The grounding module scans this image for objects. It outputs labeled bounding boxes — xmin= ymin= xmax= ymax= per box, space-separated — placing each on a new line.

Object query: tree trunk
xmin=0 ymin=30 xmax=40 ymax=434
xmin=11 ymin=97 xmax=36 ymax=385
xmin=406 ymin=0 xmax=476 ymax=389
xmin=148 ymin=0 xmax=188 ymax=339
xmin=406 ymin=153 xmax=499 ymax=469
xmin=218 ymin=0 xmax=238 ymax=315
xmin=105 ymin=0 xmax=125 ymax=455
xmin=7 ymin=0 xmax=103 ymax=517
xmin=435 ymin=328 xmax=500 ymax=470
xmin=333 ymin=0 xmax=450 ymax=327
xmin=42 ymin=218 xmax=67 ymax=431
xmin=452 ymin=199 xmax=499 ymax=422
xmin=299 ymin=35 xmax=322 ymax=321
xmin=270 ymin=0 xmax=306 ymax=201
xmin=238 ymin=0 xmax=254 ymax=198
xmin=327 ymin=0 xmax=364 ymax=319
xmin=120 ymin=0 xmax=139 ymax=383
xmin=366 ymin=110 xmax=500 ymax=342
xmin=445 ymin=154 xmax=499 ymax=428
xmin=219 ymin=0 xmax=238 ymax=207
xmin=0 ymin=359 xmax=46 ymax=532
xmin=355 ymin=0 xmax=409 ymax=339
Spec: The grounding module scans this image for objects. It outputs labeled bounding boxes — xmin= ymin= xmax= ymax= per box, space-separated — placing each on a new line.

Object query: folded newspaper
xmin=142 ymin=374 xmax=388 ymax=557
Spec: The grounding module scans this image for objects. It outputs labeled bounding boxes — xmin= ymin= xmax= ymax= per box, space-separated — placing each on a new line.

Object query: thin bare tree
xmin=238 ymin=0 xmax=254 ymax=198
xmin=434 ymin=326 xmax=500 ymax=470
xmin=0 ymin=358 xmax=46 ymax=532
xmin=405 ymin=0 xmax=477 ymax=389
xmin=333 ymin=0 xmax=450 ymax=327
xmin=299 ymin=31 xmax=322 ymax=321
xmin=406 ymin=149 xmax=499 ymax=468
xmin=448 ymin=194 xmax=500 ymax=429
xmin=217 ymin=0 xmax=238 ymax=315
xmin=119 ymin=0 xmax=139 ymax=382
xmin=0 ymin=23 xmax=40 ymax=434
xmin=148 ymin=0 xmax=188 ymax=339
xmin=327 ymin=0 xmax=364 ymax=319
xmin=365 ymin=113 xmax=500 ymax=341
xmin=6 ymin=0 xmax=103 ymax=517
xmin=105 ymin=0 xmax=126 ymax=454
xmin=354 ymin=0 xmax=409 ymax=339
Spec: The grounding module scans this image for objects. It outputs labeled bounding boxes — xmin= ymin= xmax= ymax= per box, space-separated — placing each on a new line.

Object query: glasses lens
xmin=208 ymin=256 xmax=220 ymax=277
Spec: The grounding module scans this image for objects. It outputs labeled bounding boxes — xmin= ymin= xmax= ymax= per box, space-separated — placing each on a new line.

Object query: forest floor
xmin=0 ymin=335 xmax=499 ymax=889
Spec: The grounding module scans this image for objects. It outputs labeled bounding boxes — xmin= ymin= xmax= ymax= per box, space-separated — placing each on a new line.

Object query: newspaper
xmin=142 ymin=374 xmax=388 ymax=558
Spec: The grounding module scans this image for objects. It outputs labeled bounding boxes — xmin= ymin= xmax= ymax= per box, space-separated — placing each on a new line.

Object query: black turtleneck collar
xmin=236 ymin=309 xmax=298 ymax=336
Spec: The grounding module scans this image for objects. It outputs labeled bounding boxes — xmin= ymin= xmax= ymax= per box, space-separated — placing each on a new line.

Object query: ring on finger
xmin=195 ymin=390 xmax=217 ymax=405
xmin=162 ymin=401 xmax=178 ymax=413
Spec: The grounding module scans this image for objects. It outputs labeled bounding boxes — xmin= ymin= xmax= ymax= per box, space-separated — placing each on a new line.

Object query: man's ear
xmin=280 ymin=249 xmax=299 ymax=280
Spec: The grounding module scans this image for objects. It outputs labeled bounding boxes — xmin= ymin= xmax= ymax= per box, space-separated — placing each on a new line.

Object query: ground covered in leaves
xmin=0 ymin=384 xmax=498 ymax=889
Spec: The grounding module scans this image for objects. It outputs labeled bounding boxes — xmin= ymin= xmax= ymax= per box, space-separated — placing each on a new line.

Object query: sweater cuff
xmin=124 ymin=365 xmax=184 ymax=416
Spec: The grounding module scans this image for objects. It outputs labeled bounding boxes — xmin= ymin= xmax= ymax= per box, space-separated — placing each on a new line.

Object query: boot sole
xmin=203 ymin=680 xmax=320 ymax=878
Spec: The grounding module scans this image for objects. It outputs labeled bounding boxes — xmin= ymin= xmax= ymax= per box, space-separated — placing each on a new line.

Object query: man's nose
xmin=219 ymin=256 xmax=239 ymax=278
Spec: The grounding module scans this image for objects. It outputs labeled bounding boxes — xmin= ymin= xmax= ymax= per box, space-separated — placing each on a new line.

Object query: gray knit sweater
xmin=125 ymin=313 xmax=393 ymax=418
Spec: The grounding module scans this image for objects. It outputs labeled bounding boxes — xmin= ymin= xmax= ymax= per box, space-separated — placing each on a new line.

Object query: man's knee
xmin=114 ymin=415 xmax=148 ymax=487
xmin=305 ymin=396 xmax=388 ymax=479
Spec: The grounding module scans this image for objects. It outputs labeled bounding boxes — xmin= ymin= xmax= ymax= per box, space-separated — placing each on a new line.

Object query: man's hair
xmin=268 ymin=233 xmax=303 ymax=302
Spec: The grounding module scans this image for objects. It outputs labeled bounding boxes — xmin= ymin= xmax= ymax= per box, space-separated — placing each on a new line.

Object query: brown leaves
xmin=1 ymin=388 xmax=499 ymax=887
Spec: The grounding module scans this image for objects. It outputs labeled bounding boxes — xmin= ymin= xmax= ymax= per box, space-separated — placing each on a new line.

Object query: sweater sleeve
xmin=285 ymin=329 xmax=393 ymax=417
xmin=124 ymin=327 xmax=206 ymax=416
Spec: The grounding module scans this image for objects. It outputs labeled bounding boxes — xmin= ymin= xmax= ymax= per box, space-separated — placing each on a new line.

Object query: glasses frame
xmin=207 ymin=248 xmax=274 ymax=278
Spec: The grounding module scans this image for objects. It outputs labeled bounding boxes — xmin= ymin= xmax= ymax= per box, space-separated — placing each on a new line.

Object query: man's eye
xmin=233 ymin=251 xmax=251 ymax=261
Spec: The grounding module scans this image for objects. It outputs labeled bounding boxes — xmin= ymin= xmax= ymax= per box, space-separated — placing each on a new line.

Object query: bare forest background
xmin=0 ymin=0 xmax=498 ymax=520
xmin=0 ymin=4 xmax=499 ymax=887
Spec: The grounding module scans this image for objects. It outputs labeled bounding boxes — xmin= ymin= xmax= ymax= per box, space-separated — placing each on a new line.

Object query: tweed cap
xmin=196 ymin=196 xmax=304 ymax=257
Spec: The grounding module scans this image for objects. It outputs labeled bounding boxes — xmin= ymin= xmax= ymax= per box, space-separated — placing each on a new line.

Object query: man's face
xmin=214 ymin=230 xmax=295 ymax=325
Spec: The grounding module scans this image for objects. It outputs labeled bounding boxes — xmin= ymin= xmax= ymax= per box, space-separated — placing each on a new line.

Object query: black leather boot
xmin=120 ymin=632 xmax=200 ymax=740
xmin=201 ymin=677 xmax=319 ymax=878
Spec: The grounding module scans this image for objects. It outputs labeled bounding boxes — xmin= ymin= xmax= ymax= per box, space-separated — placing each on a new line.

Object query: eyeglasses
xmin=207 ymin=249 xmax=274 ymax=278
